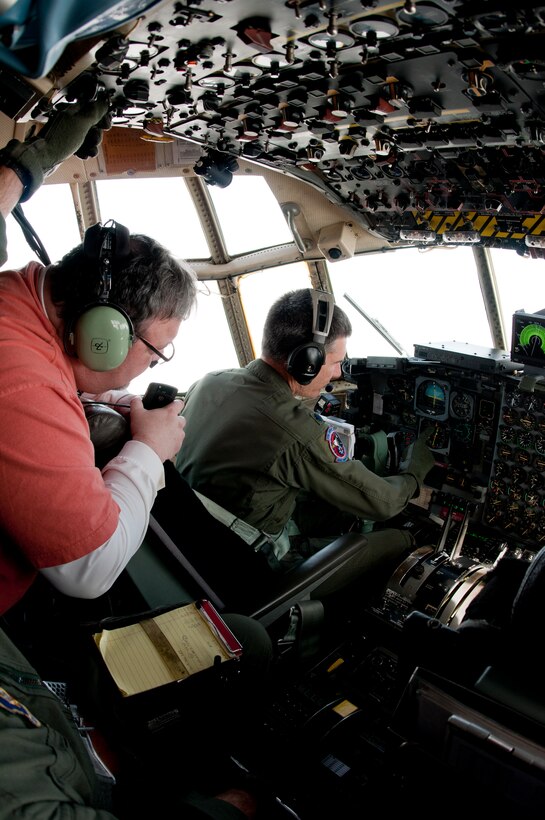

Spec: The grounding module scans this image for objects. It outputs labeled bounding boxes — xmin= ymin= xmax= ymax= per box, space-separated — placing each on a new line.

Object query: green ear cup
xmin=74 ymin=304 xmax=133 ymax=371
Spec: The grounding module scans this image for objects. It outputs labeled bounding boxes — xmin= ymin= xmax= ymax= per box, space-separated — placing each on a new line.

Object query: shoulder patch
xmin=0 ymin=686 xmax=41 ymax=727
xmin=325 ymin=426 xmax=348 ymax=462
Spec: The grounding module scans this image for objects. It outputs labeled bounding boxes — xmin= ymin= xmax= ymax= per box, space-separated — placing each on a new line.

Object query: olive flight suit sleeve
xmin=0 ymin=630 xmax=116 ymax=820
xmin=287 ymin=420 xmax=420 ymax=522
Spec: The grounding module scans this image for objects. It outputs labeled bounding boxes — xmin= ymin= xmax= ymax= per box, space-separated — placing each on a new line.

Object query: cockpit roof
xmin=1 ymin=0 xmax=544 ymax=256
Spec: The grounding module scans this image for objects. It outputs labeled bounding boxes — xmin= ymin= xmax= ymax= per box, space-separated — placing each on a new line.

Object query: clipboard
xmin=93 ymin=600 xmax=242 ymax=697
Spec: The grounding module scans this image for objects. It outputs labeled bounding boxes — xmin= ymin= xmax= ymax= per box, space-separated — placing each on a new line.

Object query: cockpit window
xmin=128 ymin=279 xmax=239 ymax=394
xmin=238 ymin=262 xmax=312 ymax=352
xmin=208 ymin=176 xmax=293 ymax=256
xmin=2 ymin=185 xmax=80 ymax=269
xmin=491 ymin=250 xmax=545 ymax=349
xmin=95 ymin=178 xmax=210 ymax=259
xmin=328 ymin=247 xmax=493 ymax=358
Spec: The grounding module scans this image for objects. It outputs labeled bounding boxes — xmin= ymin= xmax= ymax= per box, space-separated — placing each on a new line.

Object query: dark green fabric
xmin=0 ymin=627 xmax=250 ymax=819
xmin=0 ymin=626 xmax=114 ymax=819
xmin=176 ymin=358 xmax=419 ymax=536
xmin=1 ymin=98 xmax=109 ymax=201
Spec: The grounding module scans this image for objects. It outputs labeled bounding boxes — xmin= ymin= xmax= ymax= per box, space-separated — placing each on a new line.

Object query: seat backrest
xmin=145 ymin=461 xmax=366 ymax=628
xmin=510 ymin=545 xmax=545 ymax=645
xmin=85 ymin=406 xmax=367 ymax=630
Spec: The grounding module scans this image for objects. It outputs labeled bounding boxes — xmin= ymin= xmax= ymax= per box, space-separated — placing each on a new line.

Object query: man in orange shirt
xmin=0 ymin=99 xmax=196 ymax=613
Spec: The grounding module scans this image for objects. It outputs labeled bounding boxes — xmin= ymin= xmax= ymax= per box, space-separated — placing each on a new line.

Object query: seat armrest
xmin=250 ymin=533 xmax=366 ymax=626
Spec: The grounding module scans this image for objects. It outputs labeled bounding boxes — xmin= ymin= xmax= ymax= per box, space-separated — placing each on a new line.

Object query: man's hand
xmin=404 ymin=426 xmax=436 ymax=485
xmin=0 ymin=96 xmax=111 ymax=201
xmin=130 ymin=397 xmax=186 ymax=463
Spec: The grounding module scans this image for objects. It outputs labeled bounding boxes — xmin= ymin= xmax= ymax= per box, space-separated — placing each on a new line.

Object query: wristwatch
xmin=0 ymin=149 xmax=33 ymax=201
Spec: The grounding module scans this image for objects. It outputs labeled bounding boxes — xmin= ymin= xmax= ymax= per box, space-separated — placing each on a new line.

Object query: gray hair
xmin=49 ymin=233 xmax=197 ymax=331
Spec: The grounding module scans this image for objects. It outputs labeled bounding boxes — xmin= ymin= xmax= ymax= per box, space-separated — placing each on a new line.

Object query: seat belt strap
xmin=193 ymin=490 xmax=269 ymax=550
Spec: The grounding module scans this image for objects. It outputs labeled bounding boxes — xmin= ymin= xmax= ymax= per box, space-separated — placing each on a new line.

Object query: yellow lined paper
xmin=94 ymin=603 xmax=232 ymax=696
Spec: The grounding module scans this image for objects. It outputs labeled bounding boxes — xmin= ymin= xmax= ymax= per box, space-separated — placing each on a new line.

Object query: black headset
xmin=286 ymin=289 xmax=335 ymax=385
xmin=64 ymin=221 xmax=132 ymax=371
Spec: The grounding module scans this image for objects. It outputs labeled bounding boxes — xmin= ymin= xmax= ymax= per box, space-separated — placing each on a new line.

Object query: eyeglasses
xmin=135 ymin=333 xmax=176 ymax=368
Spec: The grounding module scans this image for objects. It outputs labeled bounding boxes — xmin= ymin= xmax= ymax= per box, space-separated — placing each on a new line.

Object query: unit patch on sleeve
xmin=325 ymin=426 xmax=348 ymax=462
xmin=0 ymin=686 xmax=41 ymax=726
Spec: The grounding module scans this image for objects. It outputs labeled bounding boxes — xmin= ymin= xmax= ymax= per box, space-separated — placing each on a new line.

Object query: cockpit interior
xmin=1 ymin=1 xmax=545 ymax=817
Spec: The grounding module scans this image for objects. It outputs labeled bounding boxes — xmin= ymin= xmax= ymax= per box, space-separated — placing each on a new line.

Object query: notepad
xmin=93 ymin=601 xmax=241 ymax=696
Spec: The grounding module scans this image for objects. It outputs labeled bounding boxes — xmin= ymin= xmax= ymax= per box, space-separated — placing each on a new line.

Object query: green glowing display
xmin=519 ymin=323 xmax=545 ymax=353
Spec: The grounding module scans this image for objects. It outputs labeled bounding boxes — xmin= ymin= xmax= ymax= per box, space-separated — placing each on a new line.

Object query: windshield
xmin=3 ymin=176 xmax=543 ymax=393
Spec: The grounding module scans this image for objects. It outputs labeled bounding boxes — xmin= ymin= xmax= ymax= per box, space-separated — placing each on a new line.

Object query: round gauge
xmin=197 ymin=74 xmax=236 ymax=90
xmin=421 ymin=421 xmax=449 ymax=450
xmin=349 ymin=17 xmax=399 ymax=39
xmin=415 ymin=379 xmax=448 ymax=417
xmin=402 ymin=411 xmax=417 ymax=427
xmin=517 ymin=322 xmax=545 ymax=362
xmin=451 ymin=422 xmax=473 ymax=443
xmin=497 ymin=443 xmax=513 ymax=460
xmin=494 ymin=461 xmax=509 ymax=478
xmin=524 ymin=508 xmax=540 ymax=524
xmin=511 ymin=466 xmax=525 ymax=484
xmin=525 ymin=491 xmax=540 ymax=508
xmin=489 ymin=478 xmax=507 ymax=495
xmin=307 ymin=31 xmax=355 ymax=50
xmin=535 ymin=455 xmax=545 ymax=471
xmin=505 ymin=516 xmax=521 ymax=532
xmin=535 ymin=435 xmax=545 ymax=455
xmin=450 ymin=391 xmax=474 ymax=420
xmin=519 ymin=411 xmax=536 ymax=430
xmin=126 ymin=41 xmax=161 ymax=62
xmin=251 ymin=52 xmax=291 ymax=69
xmin=517 ymin=431 xmax=534 ymax=449
xmin=499 ymin=425 xmax=516 ymax=443
xmin=483 ymin=509 xmax=502 ymax=526
xmin=501 ymin=406 xmax=518 ymax=425
xmin=397 ymin=3 xmax=450 ymax=26
xmin=98 ymin=56 xmax=139 ymax=74
xmin=514 ymin=449 xmax=532 ymax=467
xmin=528 ymin=472 xmax=543 ymax=491
xmin=508 ymin=485 xmax=523 ymax=501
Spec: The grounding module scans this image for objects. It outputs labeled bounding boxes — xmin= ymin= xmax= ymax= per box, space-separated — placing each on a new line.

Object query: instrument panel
xmin=342 ymin=347 xmax=545 ymax=558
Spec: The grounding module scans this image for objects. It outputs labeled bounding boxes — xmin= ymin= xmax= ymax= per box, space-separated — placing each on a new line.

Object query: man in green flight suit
xmin=176 ymin=288 xmax=435 ymax=602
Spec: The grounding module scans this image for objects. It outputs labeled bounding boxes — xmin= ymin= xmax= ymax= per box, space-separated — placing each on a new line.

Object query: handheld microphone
xmin=142 ymin=382 xmax=179 ymax=409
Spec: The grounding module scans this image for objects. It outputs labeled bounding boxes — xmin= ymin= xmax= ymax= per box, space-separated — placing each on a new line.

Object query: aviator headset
xmin=286 ymin=289 xmax=335 ymax=385
xmin=64 ymin=220 xmax=133 ymax=371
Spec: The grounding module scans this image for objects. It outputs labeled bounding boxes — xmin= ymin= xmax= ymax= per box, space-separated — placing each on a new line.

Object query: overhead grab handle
xmin=281 ymin=202 xmax=310 ymax=254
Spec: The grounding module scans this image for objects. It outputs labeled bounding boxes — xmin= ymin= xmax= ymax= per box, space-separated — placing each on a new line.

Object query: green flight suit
xmin=176 ymin=359 xmax=420 ymax=594
xmin=177 ymin=359 xmax=420 ymax=537
xmin=0 ymin=627 xmax=251 ymax=819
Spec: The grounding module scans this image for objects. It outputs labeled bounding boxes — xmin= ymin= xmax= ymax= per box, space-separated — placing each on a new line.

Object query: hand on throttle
xmin=404 ymin=427 xmax=436 ymax=486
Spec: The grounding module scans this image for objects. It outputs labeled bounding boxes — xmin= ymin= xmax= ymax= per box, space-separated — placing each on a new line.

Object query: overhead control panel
xmin=0 ymin=1 xmax=544 ymax=255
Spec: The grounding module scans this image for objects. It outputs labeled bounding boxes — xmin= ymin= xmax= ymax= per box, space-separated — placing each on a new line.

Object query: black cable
xmin=12 ymin=203 xmax=51 ymax=266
